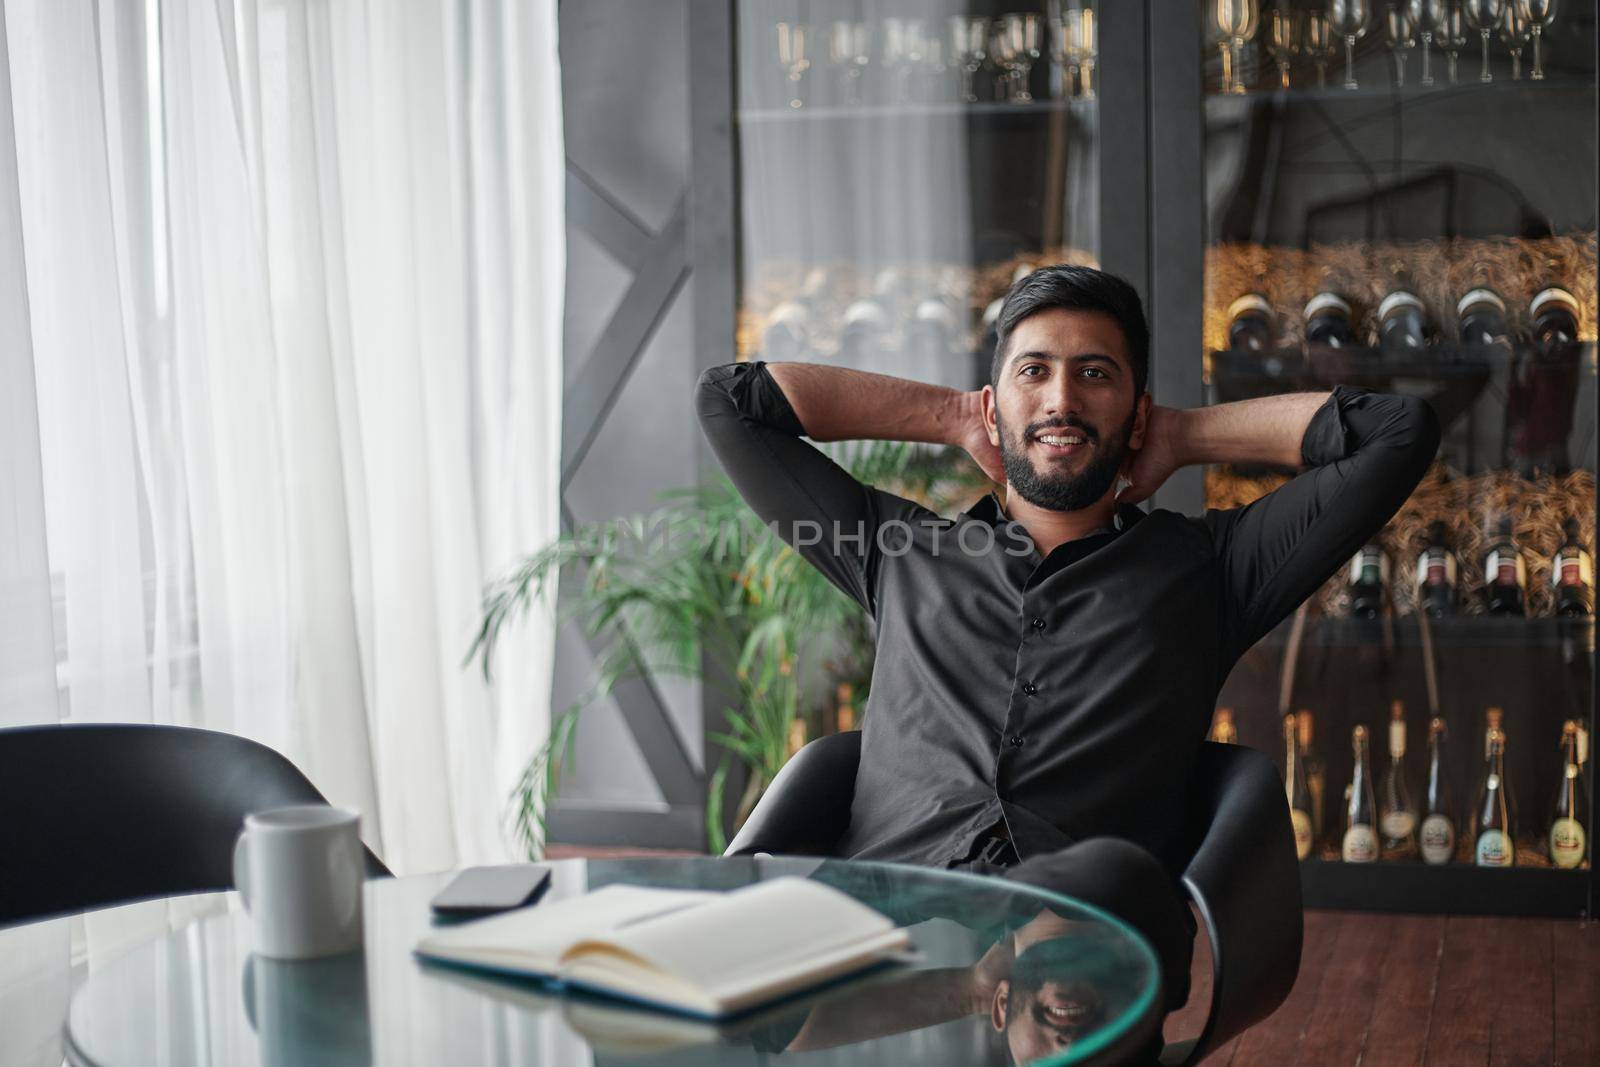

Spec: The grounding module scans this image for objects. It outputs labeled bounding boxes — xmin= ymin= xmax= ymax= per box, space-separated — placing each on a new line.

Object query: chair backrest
xmin=0 ymin=723 xmax=389 ymax=926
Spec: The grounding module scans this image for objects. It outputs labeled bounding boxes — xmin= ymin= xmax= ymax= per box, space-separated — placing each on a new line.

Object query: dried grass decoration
xmin=1207 ymin=465 xmax=1596 ymax=618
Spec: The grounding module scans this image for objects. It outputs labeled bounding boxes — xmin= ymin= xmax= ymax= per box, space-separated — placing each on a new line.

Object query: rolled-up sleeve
xmin=1203 ymin=386 xmax=1442 ymax=668
xmin=696 ymin=362 xmax=905 ymax=618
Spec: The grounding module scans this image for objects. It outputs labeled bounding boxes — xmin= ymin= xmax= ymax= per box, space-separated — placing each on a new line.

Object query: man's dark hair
xmin=990 ymin=265 xmax=1150 ymax=396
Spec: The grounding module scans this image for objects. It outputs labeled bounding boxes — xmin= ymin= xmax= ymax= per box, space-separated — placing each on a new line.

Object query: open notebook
xmin=414 ymin=877 xmax=912 ymax=1019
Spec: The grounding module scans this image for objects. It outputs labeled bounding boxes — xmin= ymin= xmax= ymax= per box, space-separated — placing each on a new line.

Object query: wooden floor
xmin=547 ymin=848 xmax=1597 ymax=1065
xmin=1166 ymin=911 xmax=1600 ymax=1066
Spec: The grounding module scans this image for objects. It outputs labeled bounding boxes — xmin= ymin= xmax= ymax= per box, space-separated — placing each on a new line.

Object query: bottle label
xmin=1349 ymin=548 xmax=1389 ymax=585
xmin=1417 ymin=553 xmax=1457 ymax=589
xmin=1342 ymin=824 xmax=1378 ymax=863
xmin=1554 ymin=550 xmax=1593 ymax=588
xmin=1290 ymin=809 xmax=1314 ymax=860
xmin=1381 ymin=810 xmax=1417 ymax=840
xmin=1420 ymin=814 xmax=1455 ymax=864
xmin=1550 ymin=819 xmax=1586 ymax=869
xmin=1486 ymin=550 xmax=1526 ymax=589
xmin=1475 ymin=830 xmax=1515 ymax=867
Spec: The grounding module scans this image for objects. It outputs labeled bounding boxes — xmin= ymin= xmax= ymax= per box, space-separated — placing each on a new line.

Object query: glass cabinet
xmin=1187 ymin=0 xmax=1597 ymax=915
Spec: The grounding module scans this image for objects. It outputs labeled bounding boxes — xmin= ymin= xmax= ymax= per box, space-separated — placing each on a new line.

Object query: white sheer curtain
xmin=0 ymin=0 xmax=563 ymax=1058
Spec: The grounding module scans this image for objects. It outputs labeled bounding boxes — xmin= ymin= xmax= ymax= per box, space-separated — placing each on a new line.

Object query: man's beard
xmin=997 ymin=405 xmax=1135 ymax=512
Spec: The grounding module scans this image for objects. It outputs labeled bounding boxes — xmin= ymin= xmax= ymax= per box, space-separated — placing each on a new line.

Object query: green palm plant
xmin=470 ymin=438 xmax=988 ymax=856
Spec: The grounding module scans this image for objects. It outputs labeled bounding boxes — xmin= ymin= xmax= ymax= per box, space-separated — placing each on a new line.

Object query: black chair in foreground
xmin=0 ymin=723 xmax=391 ymax=927
xmin=725 ymin=732 xmax=1303 ymax=1066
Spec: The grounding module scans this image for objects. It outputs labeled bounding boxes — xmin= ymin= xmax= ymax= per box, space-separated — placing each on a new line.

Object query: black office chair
xmin=725 ymin=733 xmax=1302 ymax=1066
xmin=0 ymin=723 xmax=391 ymax=927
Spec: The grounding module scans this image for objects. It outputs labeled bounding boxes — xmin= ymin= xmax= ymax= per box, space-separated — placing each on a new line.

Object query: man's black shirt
xmin=696 ymin=362 xmax=1441 ymax=869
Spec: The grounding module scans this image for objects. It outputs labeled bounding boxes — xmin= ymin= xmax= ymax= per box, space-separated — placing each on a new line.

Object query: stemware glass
xmin=1498 ymin=3 xmax=1530 ymax=78
xmin=777 ymin=21 xmax=811 ymax=108
xmin=1066 ymin=6 xmax=1098 ymax=99
xmin=1267 ymin=7 xmax=1299 ymax=88
xmin=829 ymin=20 xmax=871 ymax=106
xmin=1208 ymin=7 xmax=1237 ymax=92
xmin=1383 ymin=2 xmax=1417 ymax=86
xmin=1329 ymin=0 xmax=1373 ymax=90
xmin=1215 ymin=0 xmax=1261 ymax=94
xmin=1406 ymin=0 xmax=1448 ymax=85
xmin=1305 ymin=9 xmax=1338 ymax=86
xmin=1441 ymin=0 xmax=1470 ymax=81
xmin=1051 ymin=13 xmax=1080 ymax=98
xmin=1462 ymin=0 xmax=1504 ymax=82
xmin=882 ymin=17 xmax=924 ymax=104
xmin=949 ymin=15 xmax=990 ymax=103
xmin=994 ymin=13 xmax=1043 ymax=103
xmin=1519 ymin=0 xmax=1558 ymax=80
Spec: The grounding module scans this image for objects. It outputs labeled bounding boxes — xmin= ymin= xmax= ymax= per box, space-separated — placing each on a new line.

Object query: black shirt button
xmin=1009 ymin=735 xmax=1026 ymax=747
xmin=1022 ymin=682 xmax=1038 ymax=696
xmin=1031 ymin=617 xmax=1046 ymax=631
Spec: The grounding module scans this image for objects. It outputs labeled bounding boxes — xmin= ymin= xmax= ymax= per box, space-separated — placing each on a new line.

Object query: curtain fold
xmin=0 ymin=0 xmax=564 ymax=1060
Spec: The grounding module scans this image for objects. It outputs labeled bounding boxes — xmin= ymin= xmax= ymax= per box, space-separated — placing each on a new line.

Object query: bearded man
xmin=696 ymin=264 xmax=1439 ymax=1032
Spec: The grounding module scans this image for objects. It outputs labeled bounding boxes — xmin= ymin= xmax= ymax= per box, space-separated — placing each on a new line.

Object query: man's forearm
xmin=766 ymin=362 xmax=972 ymax=445
xmin=1169 ymin=391 xmax=1331 ymax=470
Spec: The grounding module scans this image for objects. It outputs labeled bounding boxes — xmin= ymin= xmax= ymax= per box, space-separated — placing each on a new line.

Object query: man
xmin=696 ymin=265 xmax=1440 ymax=1030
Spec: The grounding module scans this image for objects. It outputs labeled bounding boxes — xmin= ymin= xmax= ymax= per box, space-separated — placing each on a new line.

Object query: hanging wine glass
xmin=1330 ymin=0 xmax=1373 ymax=90
xmin=1441 ymin=0 xmax=1470 ymax=82
xmin=882 ymin=17 xmax=917 ymax=104
xmin=995 ymin=13 xmax=1043 ymax=103
xmin=1067 ymin=5 xmax=1098 ymax=99
xmin=1215 ymin=0 xmax=1261 ymax=95
xmin=1050 ymin=13 xmax=1080 ymax=98
xmin=1518 ymin=0 xmax=1557 ymax=80
xmin=1406 ymin=0 xmax=1447 ymax=85
xmin=1208 ymin=6 xmax=1237 ymax=92
xmin=1383 ymin=3 xmax=1417 ymax=86
xmin=1498 ymin=2 xmax=1530 ymax=78
xmin=950 ymin=16 xmax=990 ymax=103
xmin=777 ymin=21 xmax=811 ymax=109
xmin=1462 ymin=0 xmax=1504 ymax=83
xmin=830 ymin=20 xmax=872 ymax=107
xmin=1267 ymin=7 xmax=1299 ymax=88
xmin=1305 ymin=9 xmax=1338 ymax=86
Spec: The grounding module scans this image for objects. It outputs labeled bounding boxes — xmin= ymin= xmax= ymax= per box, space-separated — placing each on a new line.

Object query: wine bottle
xmin=1227 ymin=292 xmax=1276 ymax=352
xmin=759 ymin=268 xmax=828 ymax=361
xmin=1531 ymin=285 xmax=1582 ymax=349
xmin=1414 ymin=521 xmax=1459 ymax=617
xmin=1348 ymin=543 xmax=1389 ymax=619
xmin=1304 ymin=291 xmax=1356 ymax=350
xmin=1378 ymin=277 xmax=1429 ymax=360
xmin=1481 ymin=517 xmax=1526 ymax=616
xmin=1381 ymin=700 xmax=1418 ymax=858
xmin=1420 ymin=717 xmax=1456 ymax=865
xmin=904 ymin=295 xmax=962 ymax=381
xmin=1343 ymin=725 xmax=1380 ymax=863
xmin=1551 ymin=518 xmax=1594 ymax=618
xmin=1285 ymin=714 xmax=1315 ymax=860
xmin=980 ymin=264 xmax=1035 ymax=363
xmin=1456 ymin=283 xmax=1509 ymax=355
xmin=1473 ymin=726 xmax=1515 ymax=867
xmin=1210 ymin=707 xmax=1238 ymax=745
xmin=839 ymin=296 xmax=891 ymax=369
xmin=1298 ymin=710 xmax=1327 ymax=846
xmin=1549 ymin=720 xmax=1588 ymax=869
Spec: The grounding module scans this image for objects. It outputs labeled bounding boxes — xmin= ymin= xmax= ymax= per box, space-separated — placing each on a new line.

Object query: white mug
xmin=233 ymin=806 xmax=365 ymax=960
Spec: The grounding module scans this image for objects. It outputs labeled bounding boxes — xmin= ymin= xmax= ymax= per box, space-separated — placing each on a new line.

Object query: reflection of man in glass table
xmin=698 ymin=265 xmax=1440 ymax=1042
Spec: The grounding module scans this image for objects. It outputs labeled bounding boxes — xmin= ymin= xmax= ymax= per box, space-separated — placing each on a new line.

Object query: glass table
xmin=61 ymin=856 xmax=1160 ymax=1067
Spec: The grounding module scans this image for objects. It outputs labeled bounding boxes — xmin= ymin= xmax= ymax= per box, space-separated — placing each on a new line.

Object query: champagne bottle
xmin=1304 ymin=291 xmax=1356 ymax=350
xmin=1210 ymin=707 xmax=1238 ymax=744
xmin=1343 ymin=725 xmax=1380 ymax=863
xmin=1549 ymin=721 xmax=1587 ymax=869
xmin=1481 ymin=517 xmax=1526 ymax=616
xmin=1378 ymin=271 xmax=1430 ymax=360
xmin=1298 ymin=710 xmax=1327 ymax=846
xmin=1348 ymin=543 xmax=1389 ymax=618
xmin=1227 ymin=292 xmax=1276 ymax=352
xmin=1480 ymin=707 xmax=1518 ymax=835
xmin=1381 ymin=700 xmax=1418 ymax=858
xmin=1552 ymin=518 xmax=1594 ymax=618
xmin=1473 ymin=727 xmax=1515 ymax=867
xmin=1285 ymin=714 xmax=1315 ymax=860
xmin=1420 ymin=717 xmax=1457 ymax=865
xmin=1414 ymin=521 xmax=1459 ymax=617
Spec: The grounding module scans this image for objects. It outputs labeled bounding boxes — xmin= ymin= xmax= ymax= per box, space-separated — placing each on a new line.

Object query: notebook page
xmin=416 ymin=885 xmax=715 ymax=971
xmin=576 ymin=878 xmax=899 ymax=997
